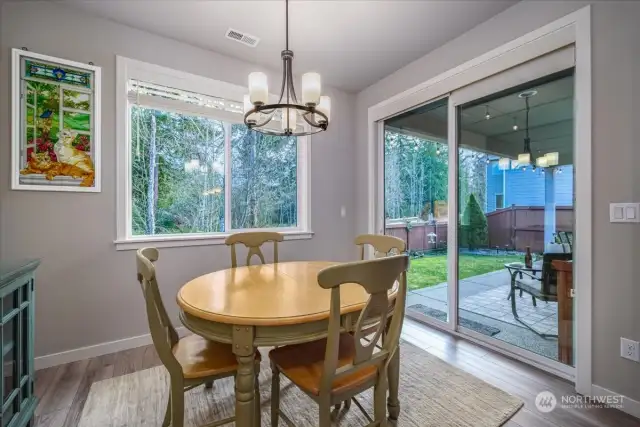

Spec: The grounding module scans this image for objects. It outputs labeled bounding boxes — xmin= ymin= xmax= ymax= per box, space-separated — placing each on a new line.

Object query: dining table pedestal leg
xmin=233 ymin=326 xmax=257 ymax=427
xmin=387 ymin=339 xmax=400 ymax=420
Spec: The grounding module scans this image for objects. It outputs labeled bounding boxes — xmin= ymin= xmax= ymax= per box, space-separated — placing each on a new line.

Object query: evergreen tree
xmin=461 ymin=194 xmax=488 ymax=249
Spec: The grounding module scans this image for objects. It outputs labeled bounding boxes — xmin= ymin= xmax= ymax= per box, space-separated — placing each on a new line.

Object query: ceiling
xmin=385 ymin=74 xmax=575 ymax=164
xmin=59 ymin=0 xmax=517 ymax=92
xmin=460 ymin=75 xmax=574 ymax=162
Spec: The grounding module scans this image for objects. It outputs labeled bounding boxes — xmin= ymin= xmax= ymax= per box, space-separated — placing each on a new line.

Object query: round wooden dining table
xmin=177 ymin=260 xmax=401 ymax=427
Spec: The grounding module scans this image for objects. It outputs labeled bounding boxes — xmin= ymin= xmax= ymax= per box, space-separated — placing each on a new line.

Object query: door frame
xmin=367 ymin=6 xmax=591 ymax=394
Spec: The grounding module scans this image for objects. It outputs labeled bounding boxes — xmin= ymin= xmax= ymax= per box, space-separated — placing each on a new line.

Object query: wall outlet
xmin=620 ymin=338 xmax=640 ymax=362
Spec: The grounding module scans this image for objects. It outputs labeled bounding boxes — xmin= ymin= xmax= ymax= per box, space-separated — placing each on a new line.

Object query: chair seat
xmin=172 ymin=334 xmax=260 ymax=379
xmin=269 ymin=333 xmax=377 ymax=396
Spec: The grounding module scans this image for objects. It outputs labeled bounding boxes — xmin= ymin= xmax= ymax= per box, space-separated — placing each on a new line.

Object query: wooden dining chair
xmin=354 ymin=234 xmax=407 ymax=349
xmin=354 ymin=234 xmax=406 ymax=260
xmin=268 ymin=254 xmax=410 ymax=427
xmin=225 ymin=231 xmax=284 ymax=267
xmin=136 ymin=248 xmax=261 ymax=427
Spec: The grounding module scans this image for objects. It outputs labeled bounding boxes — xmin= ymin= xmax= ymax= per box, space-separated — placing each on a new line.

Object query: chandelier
xmin=516 ymin=90 xmax=559 ymax=171
xmin=243 ymin=0 xmax=330 ymax=136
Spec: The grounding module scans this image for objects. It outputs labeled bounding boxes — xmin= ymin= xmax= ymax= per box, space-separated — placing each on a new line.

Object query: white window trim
xmin=368 ymin=6 xmax=592 ymax=396
xmin=115 ymin=56 xmax=312 ymax=250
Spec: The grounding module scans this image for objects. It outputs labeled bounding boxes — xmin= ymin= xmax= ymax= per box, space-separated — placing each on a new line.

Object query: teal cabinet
xmin=0 ymin=260 xmax=38 ymax=427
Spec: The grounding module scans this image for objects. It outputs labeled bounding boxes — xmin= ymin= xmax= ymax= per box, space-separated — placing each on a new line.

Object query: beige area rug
xmin=78 ymin=342 xmax=522 ymax=427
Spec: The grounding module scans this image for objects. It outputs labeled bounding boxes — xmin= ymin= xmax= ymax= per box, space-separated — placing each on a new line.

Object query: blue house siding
xmin=486 ymin=163 xmax=504 ymax=212
xmin=485 ymin=164 xmax=574 ymax=213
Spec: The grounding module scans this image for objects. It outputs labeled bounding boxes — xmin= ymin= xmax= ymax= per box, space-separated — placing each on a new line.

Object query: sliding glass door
xmin=383 ymin=98 xmax=450 ymax=325
xmin=455 ymin=71 xmax=576 ymax=369
xmin=380 ymin=50 xmax=577 ymax=374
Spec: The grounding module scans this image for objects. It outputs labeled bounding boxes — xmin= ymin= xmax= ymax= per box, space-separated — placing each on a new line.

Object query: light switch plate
xmin=610 ymin=203 xmax=640 ymax=223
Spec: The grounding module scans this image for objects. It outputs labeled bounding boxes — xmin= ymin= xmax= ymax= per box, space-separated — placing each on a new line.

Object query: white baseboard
xmin=35 ymin=327 xmax=187 ymax=370
xmin=591 ymin=384 xmax=640 ymax=419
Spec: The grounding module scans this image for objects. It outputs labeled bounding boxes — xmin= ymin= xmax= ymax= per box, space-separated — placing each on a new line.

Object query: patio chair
xmin=557 ymin=231 xmax=573 ymax=252
xmin=509 ymin=252 xmax=572 ymax=338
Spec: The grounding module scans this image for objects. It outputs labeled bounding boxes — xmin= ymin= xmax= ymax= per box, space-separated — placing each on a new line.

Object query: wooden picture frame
xmin=11 ymin=49 xmax=101 ymax=192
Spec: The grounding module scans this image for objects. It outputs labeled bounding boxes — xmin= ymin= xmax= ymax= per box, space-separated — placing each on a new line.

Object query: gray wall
xmin=0 ymin=2 xmax=357 ymax=357
xmin=356 ymin=0 xmax=640 ymax=401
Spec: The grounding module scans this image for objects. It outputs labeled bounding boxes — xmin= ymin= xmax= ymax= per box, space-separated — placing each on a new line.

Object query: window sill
xmin=114 ymin=230 xmax=314 ymax=251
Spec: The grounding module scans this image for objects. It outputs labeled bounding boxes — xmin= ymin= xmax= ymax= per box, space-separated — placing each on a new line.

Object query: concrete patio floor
xmin=406 ymin=268 xmax=561 ymax=361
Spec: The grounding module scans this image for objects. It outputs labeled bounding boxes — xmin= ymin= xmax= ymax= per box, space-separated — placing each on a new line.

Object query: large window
xmin=116 ymin=57 xmax=310 ymax=249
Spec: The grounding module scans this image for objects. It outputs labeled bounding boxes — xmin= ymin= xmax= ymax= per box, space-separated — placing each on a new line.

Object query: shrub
xmin=461 ymin=194 xmax=488 ymax=249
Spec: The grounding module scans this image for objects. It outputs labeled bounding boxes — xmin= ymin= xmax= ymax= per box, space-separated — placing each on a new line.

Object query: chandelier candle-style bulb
xmin=302 ymin=72 xmax=321 ymax=105
xmin=546 ymin=152 xmax=559 ymax=166
xmin=248 ymin=72 xmax=268 ymax=105
xmin=518 ymin=153 xmax=531 ymax=165
xmin=316 ymin=96 xmax=331 ymax=123
xmin=282 ymin=108 xmax=298 ymax=132
xmin=536 ymin=156 xmax=548 ymax=168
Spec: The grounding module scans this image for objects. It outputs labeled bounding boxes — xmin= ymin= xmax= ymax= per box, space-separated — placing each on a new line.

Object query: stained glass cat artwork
xmin=20 ymin=130 xmax=95 ymax=187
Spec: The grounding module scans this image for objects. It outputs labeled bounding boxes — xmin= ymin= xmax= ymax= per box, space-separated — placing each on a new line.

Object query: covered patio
xmin=406 ymin=268 xmax=560 ymax=361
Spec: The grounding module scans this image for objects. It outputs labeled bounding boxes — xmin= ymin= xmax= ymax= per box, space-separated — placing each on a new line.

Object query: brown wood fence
xmin=385 ymin=221 xmax=448 ymax=252
xmin=384 ymin=205 xmax=573 ymax=253
xmin=486 ymin=205 xmax=573 ymax=253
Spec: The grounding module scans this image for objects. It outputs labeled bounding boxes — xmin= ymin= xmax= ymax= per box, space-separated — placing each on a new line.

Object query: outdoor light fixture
xmin=518 ymin=153 xmax=531 ymax=165
xmin=536 ymin=156 xmax=549 ymax=168
xmin=485 ymin=105 xmax=491 ymax=120
xmin=545 ymin=151 xmax=559 ymax=166
xmin=512 ymin=117 xmax=519 ymax=131
xmin=517 ymin=90 xmax=538 ymax=167
xmin=244 ymin=0 xmax=330 ymax=136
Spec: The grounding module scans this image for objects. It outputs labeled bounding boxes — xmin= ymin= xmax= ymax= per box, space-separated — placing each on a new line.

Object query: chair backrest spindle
xmin=225 ymin=232 xmax=284 ymax=267
xmin=354 ymin=234 xmax=406 ymax=260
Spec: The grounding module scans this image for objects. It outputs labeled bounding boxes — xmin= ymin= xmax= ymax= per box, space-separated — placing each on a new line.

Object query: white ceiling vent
xmin=225 ymin=28 xmax=260 ymax=48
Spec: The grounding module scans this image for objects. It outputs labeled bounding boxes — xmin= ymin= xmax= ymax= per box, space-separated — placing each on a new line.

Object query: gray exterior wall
xmin=356 ymin=0 xmax=640 ymax=403
xmin=0 ymin=2 xmax=357 ymax=357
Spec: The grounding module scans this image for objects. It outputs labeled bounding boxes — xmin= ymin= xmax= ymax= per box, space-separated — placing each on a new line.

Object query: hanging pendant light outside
xmin=484 ymin=105 xmax=491 ymax=120
xmin=512 ymin=117 xmax=518 ymax=131
xmin=244 ymin=0 xmax=330 ymax=136
xmin=545 ymin=151 xmax=559 ymax=166
xmin=517 ymin=90 xmax=537 ymax=167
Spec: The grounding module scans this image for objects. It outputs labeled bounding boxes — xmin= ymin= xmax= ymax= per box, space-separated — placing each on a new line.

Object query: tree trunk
xmin=146 ymin=114 xmax=157 ymax=235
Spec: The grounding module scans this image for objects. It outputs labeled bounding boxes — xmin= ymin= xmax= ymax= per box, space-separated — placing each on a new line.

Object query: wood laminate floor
xmin=33 ymin=319 xmax=639 ymax=427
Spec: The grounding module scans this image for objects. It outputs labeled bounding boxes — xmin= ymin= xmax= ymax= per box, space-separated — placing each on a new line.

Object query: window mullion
xmin=224 ymin=122 xmax=232 ymax=232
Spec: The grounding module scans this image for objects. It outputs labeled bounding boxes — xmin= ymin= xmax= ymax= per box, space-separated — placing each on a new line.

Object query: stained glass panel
xmin=63 ymin=112 xmax=90 ymax=132
xmin=63 ymin=89 xmax=90 ymax=110
xmin=25 ymin=60 xmax=91 ymax=88
xmin=16 ymin=52 xmax=98 ymax=190
xmin=25 ymin=86 xmax=35 ymax=106
xmin=26 ymin=107 xmax=34 ymax=126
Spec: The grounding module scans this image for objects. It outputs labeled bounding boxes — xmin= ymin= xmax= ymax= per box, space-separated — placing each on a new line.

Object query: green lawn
xmin=408 ymin=254 xmax=522 ymax=291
